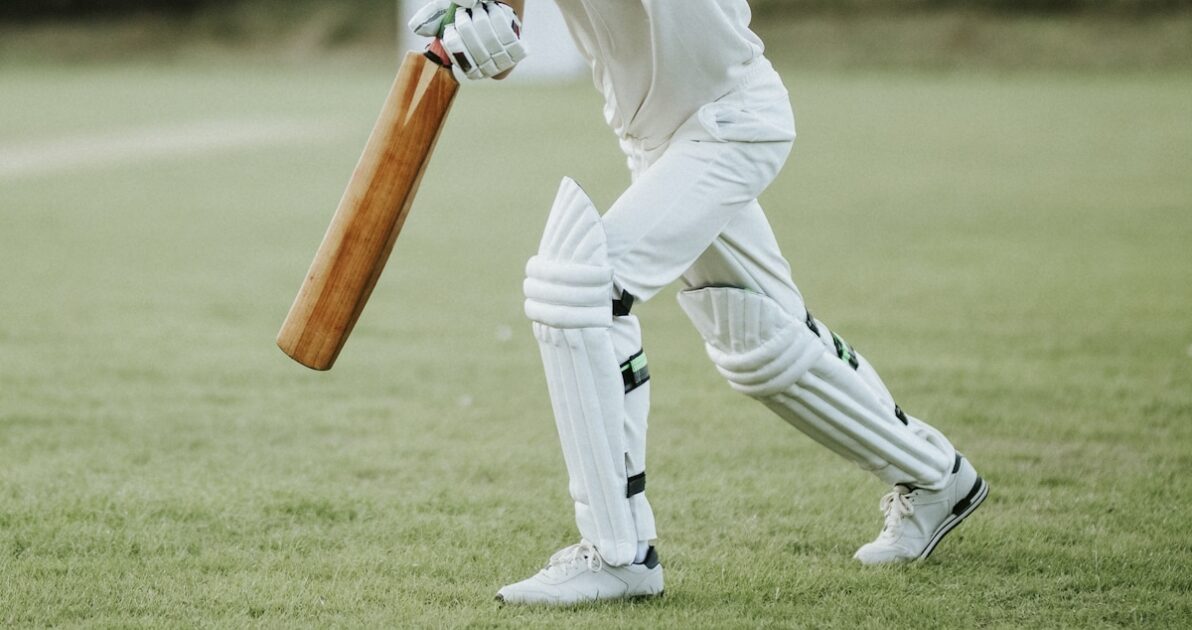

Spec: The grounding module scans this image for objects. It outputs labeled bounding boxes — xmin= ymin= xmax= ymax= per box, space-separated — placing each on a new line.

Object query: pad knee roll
xmin=678 ymin=287 xmax=954 ymax=489
xmin=524 ymin=178 xmax=615 ymax=330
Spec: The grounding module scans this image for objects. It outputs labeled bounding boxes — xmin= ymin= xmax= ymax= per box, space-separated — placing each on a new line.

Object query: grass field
xmin=2 ymin=52 xmax=1191 ymax=626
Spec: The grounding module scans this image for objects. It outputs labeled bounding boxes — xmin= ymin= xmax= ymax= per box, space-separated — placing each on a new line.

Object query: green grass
xmin=1 ymin=54 xmax=1190 ymax=627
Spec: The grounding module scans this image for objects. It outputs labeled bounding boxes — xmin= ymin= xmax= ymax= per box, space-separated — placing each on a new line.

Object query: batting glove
xmin=409 ymin=0 xmax=527 ymax=80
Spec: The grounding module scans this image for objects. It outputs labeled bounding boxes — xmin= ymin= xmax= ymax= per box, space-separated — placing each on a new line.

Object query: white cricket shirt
xmin=552 ymin=0 xmax=765 ymax=147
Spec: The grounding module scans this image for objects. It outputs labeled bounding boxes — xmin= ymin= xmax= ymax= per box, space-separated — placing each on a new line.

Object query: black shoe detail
xmin=918 ymin=477 xmax=989 ymax=561
xmin=952 ymin=454 xmax=962 ymax=474
xmin=951 ymin=475 xmax=984 ymax=516
xmin=894 ymin=405 xmax=909 ymax=425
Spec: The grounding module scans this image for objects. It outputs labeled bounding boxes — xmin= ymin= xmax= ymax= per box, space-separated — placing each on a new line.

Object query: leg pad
xmin=678 ymin=287 xmax=954 ymax=488
xmin=524 ymin=178 xmax=654 ymax=565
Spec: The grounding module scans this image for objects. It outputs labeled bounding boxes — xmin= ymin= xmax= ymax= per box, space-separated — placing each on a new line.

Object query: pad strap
xmin=806 ymin=309 xmax=861 ymax=370
xmin=832 ymin=332 xmax=860 ymax=369
xmin=620 ymin=350 xmax=650 ymax=394
xmin=612 ymin=291 xmax=635 ymax=317
xmin=626 ymin=472 xmax=646 ymax=497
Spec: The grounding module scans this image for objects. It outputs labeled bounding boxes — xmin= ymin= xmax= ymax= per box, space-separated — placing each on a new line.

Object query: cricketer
xmin=408 ymin=0 xmax=989 ymax=605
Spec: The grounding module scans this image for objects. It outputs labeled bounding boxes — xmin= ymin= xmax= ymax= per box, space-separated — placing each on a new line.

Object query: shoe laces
xmin=544 ymin=541 xmax=603 ymax=576
xmin=877 ymin=485 xmax=915 ymax=538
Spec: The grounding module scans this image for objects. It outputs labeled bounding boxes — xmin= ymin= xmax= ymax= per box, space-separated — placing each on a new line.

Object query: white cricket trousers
xmin=606 ymin=57 xmax=803 ymax=320
xmin=594 ymin=58 xmax=802 ymax=554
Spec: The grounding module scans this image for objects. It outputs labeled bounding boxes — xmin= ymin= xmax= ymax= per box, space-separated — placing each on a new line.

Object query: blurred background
xmin=2 ymin=1 xmax=1191 ymax=626
xmin=1 ymin=0 xmax=1190 ymax=70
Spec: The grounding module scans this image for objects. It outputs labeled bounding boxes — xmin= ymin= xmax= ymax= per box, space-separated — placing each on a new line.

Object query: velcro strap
xmin=832 ymin=332 xmax=860 ymax=370
xmin=621 ymin=350 xmax=650 ymax=394
xmin=612 ymin=291 xmax=635 ymax=317
xmin=626 ymin=472 xmax=646 ymax=497
xmin=804 ymin=309 xmax=820 ymax=336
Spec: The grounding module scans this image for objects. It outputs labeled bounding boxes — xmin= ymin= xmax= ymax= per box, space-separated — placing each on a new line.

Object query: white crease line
xmin=0 ymin=120 xmax=345 ymax=181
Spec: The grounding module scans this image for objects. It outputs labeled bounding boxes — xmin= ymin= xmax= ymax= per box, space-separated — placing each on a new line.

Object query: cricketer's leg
xmin=677 ymin=285 xmax=956 ymax=489
xmin=677 ymin=196 xmax=987 ymax=564
xmin=500 ymin=64 xmax=799 ymax=604
xmin=500 ymin=178 xmax=661 ymax=605
xmin=522 ymin=178 xmax=657 ymax=567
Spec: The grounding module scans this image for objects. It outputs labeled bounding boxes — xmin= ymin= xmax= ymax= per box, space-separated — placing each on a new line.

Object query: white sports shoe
xmin=854 ymin=454 xmax=989 ymax=565
xmin=496 ymin=541 xmax=664 ymax=605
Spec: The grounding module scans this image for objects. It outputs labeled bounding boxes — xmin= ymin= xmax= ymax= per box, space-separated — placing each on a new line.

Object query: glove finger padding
xmin=462 ymin=6 xmax=514 ymax=74
xmin=409 ymin=0 xmax=453 ymax=37
xmin=453 ymin=9 xmax=498 ymax=77
xmin=487 ymin=3 xmax=527 ymax=62
xmin=408 ymin=0 xmax=483 ymax=37
xmin=441 ymin=25 xmax=483 ymax=80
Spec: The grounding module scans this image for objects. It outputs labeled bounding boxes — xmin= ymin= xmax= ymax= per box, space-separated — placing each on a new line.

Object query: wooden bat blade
xmin=277 ymin=51 xmax=459 ymax=370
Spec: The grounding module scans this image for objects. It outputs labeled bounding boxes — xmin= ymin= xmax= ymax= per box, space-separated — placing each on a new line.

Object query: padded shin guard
xmin=678 ymin=287 xmax=955 ymax=489
xmin=524 ymin=178 xmax=644 ymax=566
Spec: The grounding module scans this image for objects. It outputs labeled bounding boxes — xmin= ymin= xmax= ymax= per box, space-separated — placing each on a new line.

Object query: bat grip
xmin=424 ymin=42 xmax=452 ymax=68
xmin=425 ymin=5 xmax=457 ymax=68
xmin=440 ymin=4 xmax=458 ymax=36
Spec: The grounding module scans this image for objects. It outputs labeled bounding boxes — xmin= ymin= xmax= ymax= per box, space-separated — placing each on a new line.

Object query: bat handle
xmin=425 ymin=39 xmax=452 ymax=68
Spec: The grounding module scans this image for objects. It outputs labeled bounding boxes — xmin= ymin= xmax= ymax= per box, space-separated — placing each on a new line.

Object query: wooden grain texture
xmin=277 ymin=51 xmax=459 ymax=370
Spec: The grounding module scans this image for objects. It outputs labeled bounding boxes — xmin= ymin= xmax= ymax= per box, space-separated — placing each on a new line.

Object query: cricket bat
xmin=277 ymin=50 xmax=459 ymax=370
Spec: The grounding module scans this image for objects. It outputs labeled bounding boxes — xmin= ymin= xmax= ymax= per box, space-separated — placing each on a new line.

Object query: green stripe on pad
xmin=832 ymin=333 xmax=860 ymax=370
xmin=621 ymin=350 xmax=650 ymax=394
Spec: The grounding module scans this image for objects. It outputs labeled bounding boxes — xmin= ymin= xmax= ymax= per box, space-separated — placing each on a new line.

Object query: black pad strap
xmin=621 ymin=350 xmax=650 ymax=394
xmin=612 ymin=291 xmax=635 ymax=317
xmin=626 ymin=472 xmax=646 ymax=497
xmin=807 ymin=309 xmax=861 ymax=371
xmin=804 ymin=309 xmax=820 ymax=336
xmin=640 ymin=545 xmax=660 ymax=568
xmin=894 ymin=404 xmax=909 ymax=426
xmin=832 ymin=332 xmax=861 ymax=370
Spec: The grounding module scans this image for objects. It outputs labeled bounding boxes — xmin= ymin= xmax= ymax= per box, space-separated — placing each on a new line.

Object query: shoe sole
xmin=917 ymin=476 xmax=989 ymax=561
xmin=495 ymin=589 xmax=664 ymax=606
